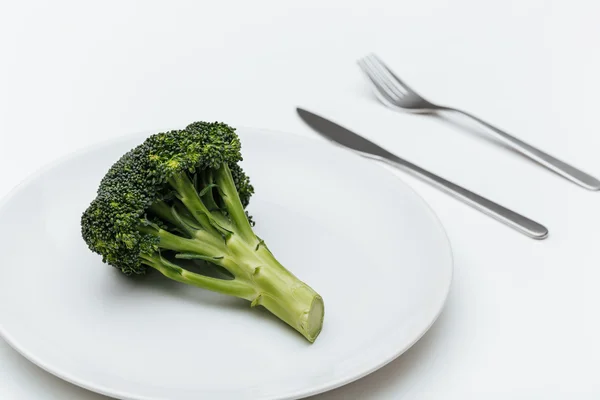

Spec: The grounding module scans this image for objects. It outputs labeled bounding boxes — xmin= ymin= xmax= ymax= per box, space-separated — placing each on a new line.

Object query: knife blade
xmin=297 ymin=108 xmax=396 ymax=160
xmin=296 ymin=107 xmax=548 ymax=239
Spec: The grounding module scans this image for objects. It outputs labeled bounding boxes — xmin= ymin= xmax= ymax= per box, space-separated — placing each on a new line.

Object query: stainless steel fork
xmin=358 ymin=54 xmax=600 ymax=190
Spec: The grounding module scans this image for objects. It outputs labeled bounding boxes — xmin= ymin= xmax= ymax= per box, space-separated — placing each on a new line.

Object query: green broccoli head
xmin=81 ymin=122 xmax=253 ymax=275
xmin=81 ymin=121 xmax=324 ymax=343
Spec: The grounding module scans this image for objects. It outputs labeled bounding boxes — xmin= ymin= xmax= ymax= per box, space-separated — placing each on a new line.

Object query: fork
xmin=357 ymin=54 xmax=600 ymax=190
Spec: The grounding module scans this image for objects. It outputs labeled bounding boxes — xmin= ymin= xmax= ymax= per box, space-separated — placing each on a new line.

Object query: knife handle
xmin=378 ymin=155 xmax=548 ymax=239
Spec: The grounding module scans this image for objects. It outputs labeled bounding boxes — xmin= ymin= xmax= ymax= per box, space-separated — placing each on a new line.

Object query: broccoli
xmin=81 ymin=122 xmax=324 ymax=342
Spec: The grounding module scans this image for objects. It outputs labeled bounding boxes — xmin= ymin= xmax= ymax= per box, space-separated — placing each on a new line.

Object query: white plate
xmin=0 ymin=128 xmax=452 ymax=400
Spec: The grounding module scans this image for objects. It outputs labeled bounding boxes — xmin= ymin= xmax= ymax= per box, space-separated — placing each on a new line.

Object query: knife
xmin=296 ymin=108 xmax=548 ymax=240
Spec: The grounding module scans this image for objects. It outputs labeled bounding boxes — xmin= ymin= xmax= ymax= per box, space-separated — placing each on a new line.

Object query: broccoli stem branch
xmin=148 ymin=200 xmax=179 ymax=227
xmin=215 ymin=164 xmax=255 ymax=242
xmin=199 ymin=169 xmax=220 ymax=211
xmin=169 ymin=173 xmax=221 ymax=237
xmin=141 ymin=254 xmax=256 ymax=300
xmin=139 ymin=225 xmax=227 ymax=259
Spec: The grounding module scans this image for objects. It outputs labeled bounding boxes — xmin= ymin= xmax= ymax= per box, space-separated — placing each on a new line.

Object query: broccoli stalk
xmin=141 ymin=165 xmax=323 ymax=341
xmin=81 ymin=123 xmax=324 ymax=342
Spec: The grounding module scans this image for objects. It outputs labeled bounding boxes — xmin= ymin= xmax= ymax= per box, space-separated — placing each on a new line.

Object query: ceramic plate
xmin=0 ymin=128 xmax=452 ymax=399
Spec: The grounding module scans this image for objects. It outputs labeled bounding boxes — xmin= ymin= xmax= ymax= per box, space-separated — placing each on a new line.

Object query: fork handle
xmin=444 ymin=108 xmax=600 ymax=190
xmin=375 ymin=154 xmax=549 ymax=239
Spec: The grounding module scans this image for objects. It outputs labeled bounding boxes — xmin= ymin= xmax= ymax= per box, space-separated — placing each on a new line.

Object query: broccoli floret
xmin=81 ymin=122 xmax=324 ymax=342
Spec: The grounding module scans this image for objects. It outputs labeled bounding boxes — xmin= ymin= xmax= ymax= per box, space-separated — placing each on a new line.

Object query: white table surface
xmin=1 ymin=1 xmax=599 ymax=399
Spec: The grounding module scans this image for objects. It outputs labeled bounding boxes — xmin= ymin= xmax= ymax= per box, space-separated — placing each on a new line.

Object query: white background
xmin=1 ymin=0 xmax=599 ymax=399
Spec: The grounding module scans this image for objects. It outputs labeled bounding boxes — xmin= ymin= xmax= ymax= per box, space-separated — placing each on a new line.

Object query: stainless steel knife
xmin=296 ymin=107 xmax=548 ymax=240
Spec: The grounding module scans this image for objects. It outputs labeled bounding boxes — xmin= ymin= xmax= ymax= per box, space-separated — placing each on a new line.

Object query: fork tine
xmin=357 ymin=59 xmax=402 ymax=107
xmin=364 ymin=54 xmax=408 ymax=99
xmin=359 ymin=57 xmax=404 ymax=101
xmin=368 ymin=54 xmax=415 ymax=95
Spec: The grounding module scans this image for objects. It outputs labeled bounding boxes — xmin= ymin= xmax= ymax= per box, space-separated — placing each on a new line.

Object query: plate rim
xmin=0 ymin=126 xmax=454 ymax=400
